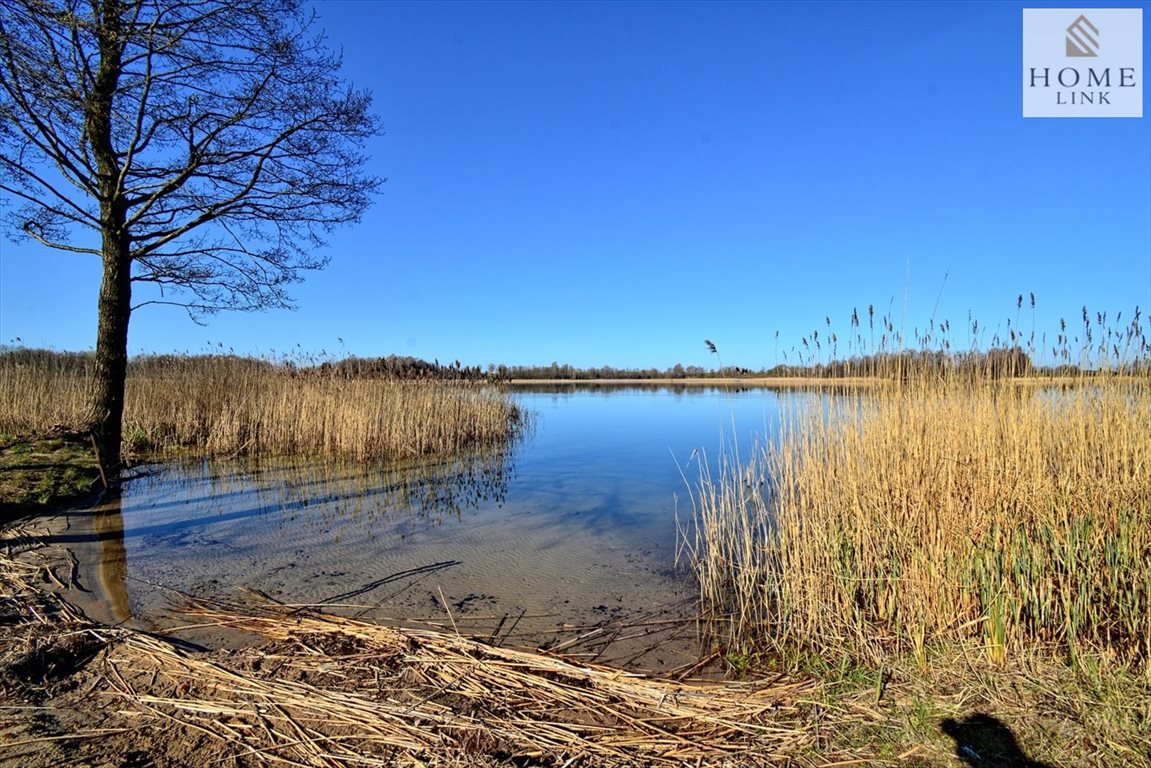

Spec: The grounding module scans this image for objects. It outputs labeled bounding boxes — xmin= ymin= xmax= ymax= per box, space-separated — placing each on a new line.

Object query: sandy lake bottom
xmin=46 ymin=387 xmax=798 ymax=669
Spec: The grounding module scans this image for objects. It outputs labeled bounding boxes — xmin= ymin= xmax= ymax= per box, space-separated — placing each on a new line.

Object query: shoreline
xmin=508 ymin=376 xmax=881 ymax=386
xmin=505 ymin=374 xmax=1126 ymax=387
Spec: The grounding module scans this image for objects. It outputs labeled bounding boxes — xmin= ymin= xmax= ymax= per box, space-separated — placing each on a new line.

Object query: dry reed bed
xmin=105 ymin=600 xmax=819 ymax=767
xmin=685 ymin=374 xmax=1151 ymax=670
xmin=1 ymin=544 xmax=825 ymax=768
xmin=0 ymin=352 xmax=520 ymax=461
xmin=5 ymin=527 xmax=1145 ymax=766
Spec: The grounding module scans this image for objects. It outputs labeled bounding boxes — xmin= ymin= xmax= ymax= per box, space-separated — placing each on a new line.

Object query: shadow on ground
xmin=941 ymin=713 xmax=1055 ymax=768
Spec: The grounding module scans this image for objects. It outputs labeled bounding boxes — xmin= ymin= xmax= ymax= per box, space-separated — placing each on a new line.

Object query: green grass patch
xmin=749 ymin=643 xmax=1151 ymax=766
xmin=0 ymin=430 xmax=102 ymax=517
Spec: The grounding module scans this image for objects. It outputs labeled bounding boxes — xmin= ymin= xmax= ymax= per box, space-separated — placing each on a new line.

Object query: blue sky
xmin=1 ymin=0 xmax=1148 ymax=369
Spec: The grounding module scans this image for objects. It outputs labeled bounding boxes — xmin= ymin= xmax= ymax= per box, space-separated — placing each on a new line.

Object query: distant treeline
xmin=317 ymin=355 xmax=487 ymax=381
xmin=0 ymin=348 xmax=490 ymax=382
xmin=496 ymin=347 xmax=1143 ymax=381
xmin=491 ymin=362 xmax=755 ymax=381
xmin=1 ymin=346 xmax=1144 ymax=384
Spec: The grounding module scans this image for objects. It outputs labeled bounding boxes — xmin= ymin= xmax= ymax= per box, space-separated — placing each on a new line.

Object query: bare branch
xmin=18 ymin=223 xmax=101 ymax=255
xmin=0 ymin=158 xmax=102 ymax=227
xmin=1 ymin=0 xmax=382 ymax=315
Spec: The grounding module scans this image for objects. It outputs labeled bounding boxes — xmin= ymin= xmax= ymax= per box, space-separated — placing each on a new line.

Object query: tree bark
xmin=84 ymin=0 xmax=129 ymax=475
xmin=88 ymin=244 xmax=132 ymax=474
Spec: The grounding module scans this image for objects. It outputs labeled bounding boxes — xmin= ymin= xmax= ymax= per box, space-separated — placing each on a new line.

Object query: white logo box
xmin=1023 ymin=8 xmax=1144 ymax=118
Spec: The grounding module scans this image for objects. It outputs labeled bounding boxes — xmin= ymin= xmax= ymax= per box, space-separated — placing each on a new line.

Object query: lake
xmin=64 ymin=385 xmax=805 ymax=669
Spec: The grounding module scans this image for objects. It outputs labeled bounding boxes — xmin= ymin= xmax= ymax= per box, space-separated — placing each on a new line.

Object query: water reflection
xmin=91 ymin=507 xmax=131 ymax=623
xmin=65 ymin=442 xmax=516 ymax=624
xmin=71 ymin=386 xmax=797 ymax=664
xmin=117 ymin=442 xmax=517 ymax=546
xmin=513 ymin=382 xmax=783 ymax=396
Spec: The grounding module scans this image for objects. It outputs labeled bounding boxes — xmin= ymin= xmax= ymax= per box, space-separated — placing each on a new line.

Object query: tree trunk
xmin=87 ymin=244 xmax=132 ymax=475
xmin=84 ymin=0 xmax=129 ymax=477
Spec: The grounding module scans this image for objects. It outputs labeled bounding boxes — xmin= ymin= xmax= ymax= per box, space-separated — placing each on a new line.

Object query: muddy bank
xmin=1 ymin=519 xmax=817 ymax=768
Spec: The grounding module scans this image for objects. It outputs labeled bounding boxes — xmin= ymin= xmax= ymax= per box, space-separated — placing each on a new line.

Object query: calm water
xmin=67 ymin=385 xmax=806 ymax=666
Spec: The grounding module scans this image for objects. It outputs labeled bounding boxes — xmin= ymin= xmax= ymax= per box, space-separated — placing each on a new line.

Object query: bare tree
xmin=0 ymin=0 xmax=382 ymax=472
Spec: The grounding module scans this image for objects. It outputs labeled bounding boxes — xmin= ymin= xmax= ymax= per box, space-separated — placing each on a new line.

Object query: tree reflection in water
xmin=256 ymin=443 xmax=518 ymax=536
xmin=91 ymin=507 xmax=131 ymax=623
xmin=80 ymin=438 xmax=520 ymax=619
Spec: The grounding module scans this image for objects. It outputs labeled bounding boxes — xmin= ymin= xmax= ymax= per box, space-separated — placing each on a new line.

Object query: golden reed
xmin=0 ymin=351 xmax=520 ymax=461
xmin=685 ymin=311 xmax=1150 ymax=670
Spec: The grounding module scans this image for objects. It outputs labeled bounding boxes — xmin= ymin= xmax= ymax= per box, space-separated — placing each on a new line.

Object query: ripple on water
xmin=70 ymin=387 xmax=791 ymax=669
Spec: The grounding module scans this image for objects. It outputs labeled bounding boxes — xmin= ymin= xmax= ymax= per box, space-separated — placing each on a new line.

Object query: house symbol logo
xmin=1066 ymin=15 xmax=1099 ymax=57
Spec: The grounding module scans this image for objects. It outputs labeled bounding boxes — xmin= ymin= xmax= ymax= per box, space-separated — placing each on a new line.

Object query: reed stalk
xmin=0 ymin=350 xmax=521 ymax=461
xmin=685 ymin=312 xmax=1151 ymax=672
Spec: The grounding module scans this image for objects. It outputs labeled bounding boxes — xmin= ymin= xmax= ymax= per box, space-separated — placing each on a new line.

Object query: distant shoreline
xmin=508 ymin=377 xmax=880 ymax=386
xmin=507 ymin=375 xmax=1123 ymax=387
